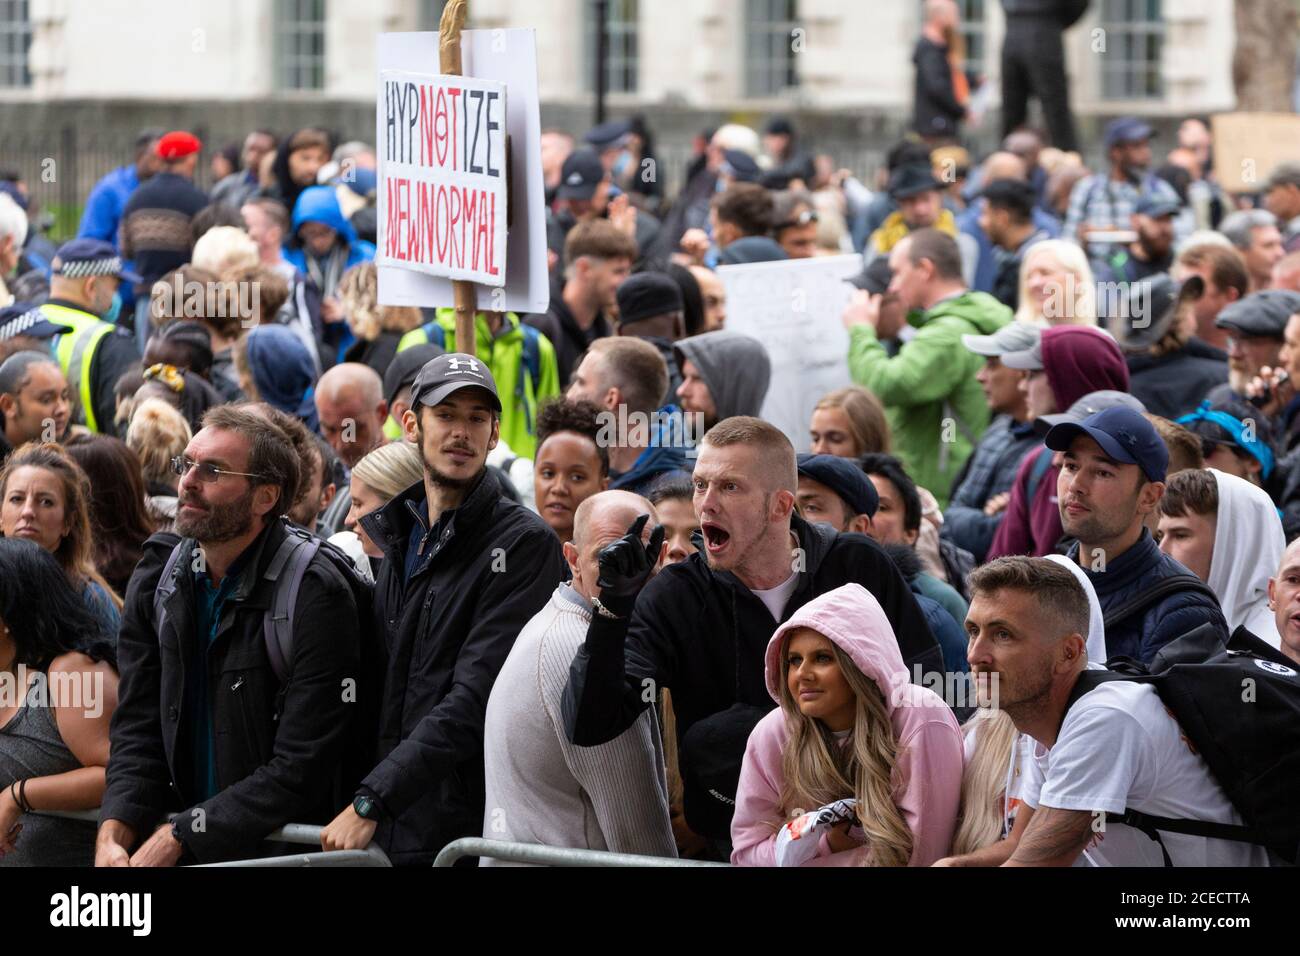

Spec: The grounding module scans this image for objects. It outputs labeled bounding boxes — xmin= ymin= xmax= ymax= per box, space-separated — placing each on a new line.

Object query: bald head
xmin=981 ymin=151 xmax=1028 ymax=183
xmin=924 ymin=0 xmax=958 ymax=26
xmin=568 ymin=490 xmax=663 ymax=602
xmin=314 ymin=362 xmax=388 ymax=467
xmin=317 ymin=362 xmax=383 ymax=406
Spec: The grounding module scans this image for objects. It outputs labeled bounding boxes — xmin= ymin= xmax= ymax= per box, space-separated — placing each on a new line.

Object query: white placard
xmin=376 ymin=30 xmax=549 ymax=313
xmin=718 ymin=255 xmax=862 ymax=453
xmin=377 ymin=70 xmax=508 ymax=286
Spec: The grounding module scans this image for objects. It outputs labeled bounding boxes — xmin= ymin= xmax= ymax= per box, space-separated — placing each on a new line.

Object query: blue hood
xmin=291 ymin=185 xmax=357 ymax=245
xmin=244 ymin=324 xmax=320 ymax=431
xmin=608 ymin=404 xmax=693 ymax=493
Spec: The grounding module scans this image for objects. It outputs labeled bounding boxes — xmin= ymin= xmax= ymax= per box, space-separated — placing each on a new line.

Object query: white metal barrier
xmin=34 ymin=809 xmax=392 ymax=867
xmin=433 ymin=837 xmax=729 ymax=867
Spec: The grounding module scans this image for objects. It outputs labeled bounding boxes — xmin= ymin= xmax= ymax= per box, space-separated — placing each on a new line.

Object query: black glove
xmin=594 ymin=513 xmax=665 ymax=618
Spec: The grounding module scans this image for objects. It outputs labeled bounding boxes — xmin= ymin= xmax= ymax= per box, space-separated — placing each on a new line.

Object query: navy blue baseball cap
xmin=1104 ymin=117 xmax=1155 ymax=150
xmin=557 ymin=148 xmax=606 ymax=201
xmin=51 ymin=238 xmax=142 ymax=285
xmin=797 ymin=453 xmax=879 ymax=518
xmin=1044 ymin=406 xmax=1169 ymax=483
xmin=0 ymin=302 xmax=71 ymax=341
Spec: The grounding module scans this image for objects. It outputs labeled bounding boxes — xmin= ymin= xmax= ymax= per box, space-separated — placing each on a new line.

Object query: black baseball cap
xmin=847 ymin=256 xmax=894 ymax=295
xmin=557 ymin=148 xmax=606 ymax=201
xmin=383 ymin=342 xmax=446 ymax=407
xmin=409 ymin=352 xmax=502 ymax=413
xmin=1045 ymin=406 xmax=1168 ymax=483
xmin=797 ymin=454 xmax=879 ymax=518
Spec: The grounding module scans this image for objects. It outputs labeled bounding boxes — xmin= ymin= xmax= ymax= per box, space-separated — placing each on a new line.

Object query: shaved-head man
xmin=315 ymin=362 xmax=388 ymax=469
xmin=1268 ymin=537 xmax=1300 ymax=667
xmin=980 ymin=151 xmax=1029 ymax=185
xmin=482 ymin=490 xmax=677 ymax=859
xmin=562 ymin=417 xmax=940 ymax=848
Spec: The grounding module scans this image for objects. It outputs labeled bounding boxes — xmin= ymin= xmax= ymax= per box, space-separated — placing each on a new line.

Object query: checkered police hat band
xmin=56 ymin=257 xmax=123 ymax=278
xmin=0 ymin=308 xmax=48 ymax=340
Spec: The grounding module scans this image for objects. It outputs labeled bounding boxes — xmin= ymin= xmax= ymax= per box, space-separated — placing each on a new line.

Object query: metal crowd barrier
xmin=433 ymin=837 xmax=729 ymax=868
xmin=34 ymin=809 xmax=392 ymax=867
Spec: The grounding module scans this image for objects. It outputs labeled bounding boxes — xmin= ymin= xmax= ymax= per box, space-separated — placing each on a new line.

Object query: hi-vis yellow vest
xmin=42 ymin=303 xmax=114 ymax=434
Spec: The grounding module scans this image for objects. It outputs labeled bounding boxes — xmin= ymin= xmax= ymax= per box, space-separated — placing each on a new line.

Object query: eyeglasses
xmin=775 ymin=210 xmax=819 ymax=230
xmin=171 ymin=455 xmax=265 ymax=483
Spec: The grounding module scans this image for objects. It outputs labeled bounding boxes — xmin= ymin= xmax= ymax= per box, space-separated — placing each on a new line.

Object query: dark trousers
xmin=1001 ymin=22 xmax=1078 ymax=152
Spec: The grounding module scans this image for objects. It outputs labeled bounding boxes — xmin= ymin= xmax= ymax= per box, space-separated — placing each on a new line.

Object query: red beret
xmin=156 ymin=131 xmax=202 ymax=160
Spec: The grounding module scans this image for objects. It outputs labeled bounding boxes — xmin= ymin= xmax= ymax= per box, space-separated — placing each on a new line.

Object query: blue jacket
xmin=76 ymin=164 xmax=142 ymax=304
xmin=607 ymin=405 xmax=693 ymax=495
xmin=283 ymin=186 xmax=376 ymax=274
xmin=1067 ymin=530 xmax=1229 ymax=664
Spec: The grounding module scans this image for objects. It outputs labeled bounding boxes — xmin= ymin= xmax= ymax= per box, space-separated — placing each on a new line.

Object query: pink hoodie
xmin=730 ymin=583 xmax=963 ymax=867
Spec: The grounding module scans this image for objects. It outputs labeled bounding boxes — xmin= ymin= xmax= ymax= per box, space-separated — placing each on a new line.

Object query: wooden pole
xmin=438 ymin=0 xmax=478 ymax=357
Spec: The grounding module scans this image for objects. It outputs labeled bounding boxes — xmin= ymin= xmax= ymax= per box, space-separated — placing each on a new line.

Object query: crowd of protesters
xmin=0 ymin=42 xmax=1299 ymax=868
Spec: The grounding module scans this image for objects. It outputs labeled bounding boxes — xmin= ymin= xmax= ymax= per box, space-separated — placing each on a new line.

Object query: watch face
xmin=354 ymin=796 xmax=373 ymax=818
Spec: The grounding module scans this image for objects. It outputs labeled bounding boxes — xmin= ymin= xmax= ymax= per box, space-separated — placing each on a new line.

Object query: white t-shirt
xmin=752 ymin=571 xmax=799 ymax=623
xmin=1023 ymin=682 xmax=1269 ymax=867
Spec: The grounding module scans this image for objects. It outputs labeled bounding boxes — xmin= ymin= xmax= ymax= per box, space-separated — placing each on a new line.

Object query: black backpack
xmin=152 ymin=521 xmax=383 ymax=801
xmin=1067 ymin=623 xmax=1300 ymax=865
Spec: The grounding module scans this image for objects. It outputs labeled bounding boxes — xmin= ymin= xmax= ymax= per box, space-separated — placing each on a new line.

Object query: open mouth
xmin=701 ymin=522 xmax=730 ymax=552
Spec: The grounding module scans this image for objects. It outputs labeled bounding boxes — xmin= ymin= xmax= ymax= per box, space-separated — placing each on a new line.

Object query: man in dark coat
xmin=999 ymin=0 xmax=1087 ymax=152
xmin=98 ymin=405 xmax=362 ymax=866
xmin=322 ymin=353 xmax=566 ymax=865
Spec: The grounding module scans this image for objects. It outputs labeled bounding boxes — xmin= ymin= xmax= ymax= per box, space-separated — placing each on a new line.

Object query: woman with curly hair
xmin=731 ymin=583 xmax=963 ymax=866
xmin=337 ymin=262 xmax=422 ymax=378
xmin=0 ymin=442 xmax=122 ymax=641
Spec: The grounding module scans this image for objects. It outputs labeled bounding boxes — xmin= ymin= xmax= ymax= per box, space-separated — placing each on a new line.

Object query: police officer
xmin=39 ymin=239 xmax=142 ymax=434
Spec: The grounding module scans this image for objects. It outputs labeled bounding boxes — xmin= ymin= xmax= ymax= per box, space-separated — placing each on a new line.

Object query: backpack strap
xmin=1101 ymin=574 xmax=1220 ymax=633
xmin=1024 ymin=445 xmax=1055 ymax=504
xmin=261 ymin=527 xmax=321 ymax=684
xmin=151 ymin=538 xmax=190 ymax=638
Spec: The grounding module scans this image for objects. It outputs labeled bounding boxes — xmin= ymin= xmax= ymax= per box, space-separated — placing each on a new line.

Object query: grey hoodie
xmin=674 ymin=330 xmax=772 ymax=423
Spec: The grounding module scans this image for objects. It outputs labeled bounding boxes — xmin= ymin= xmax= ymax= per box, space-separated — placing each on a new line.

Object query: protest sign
xmin=376 ymin=30 xmax=549 ymax=314
xmin=1212 ymin=112 xmax=1300 ymax=193
xmin=378 ymin=70 xmax=507 ymax=286
xmin=718 ymin=255 xmax=861 ymax=452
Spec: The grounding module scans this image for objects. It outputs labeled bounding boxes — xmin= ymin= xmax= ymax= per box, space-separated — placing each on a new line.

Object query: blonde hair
xmin=192 ymin=226 xmax=259 ymax=276
xmin=814 ymin=386 xmax=891 ymax=455
xmin=776 ymin=636 xmax=913 ymax=867
xmin=126 ymin=398 xmax=193 ymax=487
xmin=952 ymin=709 xmax=1019 ymax=855
xmin=351 ymin=440 xmax=423 ymax=501
xmin=337 ymin=262 xmax=421 ymax=342
xmin=1015 ymin=239 xmax=1097 ymax=327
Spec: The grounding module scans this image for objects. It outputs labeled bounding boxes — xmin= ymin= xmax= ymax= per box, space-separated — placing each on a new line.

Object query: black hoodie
xmin=562 ymin=513 xmax=940 ymax=750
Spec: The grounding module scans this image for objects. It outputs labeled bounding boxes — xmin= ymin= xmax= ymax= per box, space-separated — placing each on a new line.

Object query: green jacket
xmin=848 ymin=291 xmax=1011 ymax=507
xmin=397 ymin=309 xmax=560 ymax=460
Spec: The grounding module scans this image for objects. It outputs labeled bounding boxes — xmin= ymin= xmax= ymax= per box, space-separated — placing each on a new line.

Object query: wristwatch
xmin=353 ymin=794 xmax=383 ymax=821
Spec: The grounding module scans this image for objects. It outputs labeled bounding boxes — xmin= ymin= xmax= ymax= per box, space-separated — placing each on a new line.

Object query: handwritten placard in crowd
xmin=378 ymin=70 xmax=508 ymax=286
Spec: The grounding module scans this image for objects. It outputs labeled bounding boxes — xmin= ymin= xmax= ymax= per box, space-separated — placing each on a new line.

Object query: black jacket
xmin=344 ymin=330 xmax=403 ymax=381
xmin=563 ymin=513 xmax=941 ymax=749
xmin=1126 ymin=339 xmax=1228 ymax=420
xmin=524 ymin=296 xmax=611 ymax=388
xmin=102 ymin=519 xmax=362 ymax=863
xmin=913 ymin=37 xmax=964 ymax=139
xmin=1067 ymin=530 xmax=1228 ymax=663
xmin=358 ymin=468 xmax=566 ymax=865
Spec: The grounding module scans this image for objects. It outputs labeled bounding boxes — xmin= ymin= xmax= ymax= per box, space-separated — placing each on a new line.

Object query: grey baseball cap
xmin=962 ymin=321 xmax=1042 ymax=358
xmin=1032 ymin=389 xmax=1146 ymax=437
xmin=409 ymin=352 xmax=502 ymax=413
xmin=1001 ymin=337 xmax=1045 ymax=371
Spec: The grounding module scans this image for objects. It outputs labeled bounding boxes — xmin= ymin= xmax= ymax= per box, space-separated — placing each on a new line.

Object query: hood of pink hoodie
xmin=764 ymin=583 xmax=912 ymax=713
